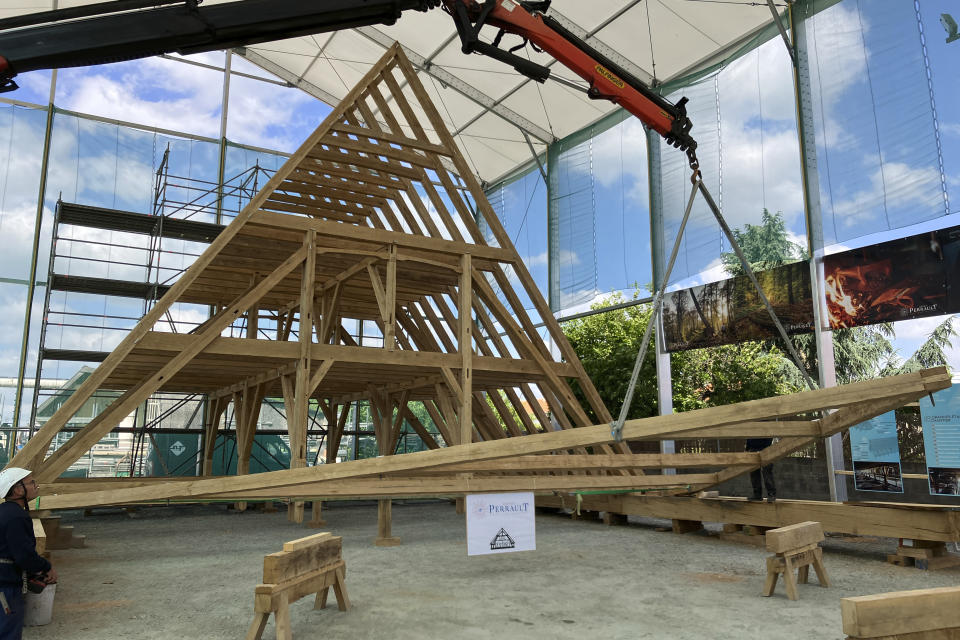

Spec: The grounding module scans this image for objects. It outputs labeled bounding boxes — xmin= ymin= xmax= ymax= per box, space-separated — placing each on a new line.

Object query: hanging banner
xmin=466 ymin=492 xmax=535 ymax=556
xmin=823 ymin=226 xmax=959 ymax=329
xmin=662 ymin=260 xmax=814 ymax=352
xmin=849 ymin=411 xmax=903 ymax=493
xmin=659 ymin=224 xmax=960 ymax=352
xmin=920 ymin=386 xmax=960 ymax=496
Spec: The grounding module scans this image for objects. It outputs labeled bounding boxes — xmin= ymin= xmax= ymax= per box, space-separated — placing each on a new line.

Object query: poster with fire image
xmin=821 ymin=227 xmax=960 ymax=329
xmin=662 ymin=260 xmax=814 ymax=352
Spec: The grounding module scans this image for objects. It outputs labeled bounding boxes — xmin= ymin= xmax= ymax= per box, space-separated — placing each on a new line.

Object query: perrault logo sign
xmin=466 ymin=492 xmax=536 ymax=556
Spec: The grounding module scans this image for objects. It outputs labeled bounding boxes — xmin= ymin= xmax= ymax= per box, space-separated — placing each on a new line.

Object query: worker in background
xmin=745 ymin=439 xmax=776 ymax=502
xmin=0 ymin=467 xmax=56 ymax=639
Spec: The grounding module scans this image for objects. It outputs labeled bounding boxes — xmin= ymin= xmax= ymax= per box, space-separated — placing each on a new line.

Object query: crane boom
xmin=444 ymin=0 xmax=699 ymax=175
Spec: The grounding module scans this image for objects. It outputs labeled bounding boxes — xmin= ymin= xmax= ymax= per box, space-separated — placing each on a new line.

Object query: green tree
xmin=563 ymin=291 xmax=797 ymax=423
xmin=720 ymin=209 xmax=805 ymax=274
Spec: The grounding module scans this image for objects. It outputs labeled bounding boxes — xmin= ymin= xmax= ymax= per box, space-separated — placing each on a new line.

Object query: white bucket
xmin=23 ymin=583 xmax=55 ymax=626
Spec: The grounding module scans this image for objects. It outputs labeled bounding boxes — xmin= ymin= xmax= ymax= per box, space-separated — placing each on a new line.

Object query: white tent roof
xmin=2 ymin=0 xmax=785 ymax=185
xmin=239 ymin=1 xmax=782 ymax=184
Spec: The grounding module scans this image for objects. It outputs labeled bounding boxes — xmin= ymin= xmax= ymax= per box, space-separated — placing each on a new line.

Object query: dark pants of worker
xmin=745 ymin=438 xmax=776 ymax=499
xmin=0 ymin=585 xmax=24 ymax=640
xmin=750 ymin=464 xmax=776 ymax=499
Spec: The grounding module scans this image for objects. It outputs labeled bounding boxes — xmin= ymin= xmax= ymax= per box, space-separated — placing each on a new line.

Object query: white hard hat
xmin=0 ymin=468 xmax=31 ymax=499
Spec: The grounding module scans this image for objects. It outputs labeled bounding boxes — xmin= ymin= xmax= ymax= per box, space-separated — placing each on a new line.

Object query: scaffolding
xmin=26 ymin=150 xmax=434 ymax=478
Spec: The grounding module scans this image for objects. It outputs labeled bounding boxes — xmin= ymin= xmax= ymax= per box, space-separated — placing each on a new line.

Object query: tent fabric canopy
xmin=0 ymin=0 xmax=784 ymax=184
xmin=239 ymin=1 xmax=781 ymax=184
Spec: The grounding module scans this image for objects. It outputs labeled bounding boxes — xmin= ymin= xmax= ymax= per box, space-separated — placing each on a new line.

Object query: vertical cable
xmin=855 ymin=0 xmax=890 ymax=227
xmin=915 ymin=0 xmax=950 ymax=215
xmin=756 ymin=48 xmax=767 ymax=210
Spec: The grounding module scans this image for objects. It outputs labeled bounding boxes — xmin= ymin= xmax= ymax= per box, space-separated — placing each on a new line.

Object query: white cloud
xmin=57 ymin=58 xmax=223 ymax=138
xmin=591 ymin=118 xmax=649 ymax=205
xmin=224 ymin=74 xmax=315 ymax=151
xmin=667 ymin=257 xmax=726 ymax=290
xmin=893 ymin=315 xmax=948 ymax=341
xmin=523 ymin=250 xmax=549 ymax=268
xmin=941 ymin=122 xmax=960 ymax=137
xmin=834 ymin=161 xmax=942 ymax=229
xmin=54 ymin=56 xmax=320 ymax=152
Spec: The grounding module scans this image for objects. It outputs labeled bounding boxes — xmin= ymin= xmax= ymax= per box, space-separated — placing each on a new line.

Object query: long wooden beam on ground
xmin=39 ymin=474 xmax=718 ymax=507
xmin=31 ymin=369 xmax=950 ymax=509
xmin=537 ymin=494 xmax=960 ymax=543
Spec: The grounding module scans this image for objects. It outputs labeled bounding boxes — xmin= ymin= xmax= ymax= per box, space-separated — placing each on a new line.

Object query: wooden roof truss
xmin=16 ymin=46 xmax=951 ymax=512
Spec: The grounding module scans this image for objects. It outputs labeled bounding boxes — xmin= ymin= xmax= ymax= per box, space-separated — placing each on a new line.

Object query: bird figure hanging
xmin=942 ymin=13 xmax=959 ymax=44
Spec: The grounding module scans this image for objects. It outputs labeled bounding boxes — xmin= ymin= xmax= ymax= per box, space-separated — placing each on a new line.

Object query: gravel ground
xmin=23 ymin=500 xmax=960 ymax=640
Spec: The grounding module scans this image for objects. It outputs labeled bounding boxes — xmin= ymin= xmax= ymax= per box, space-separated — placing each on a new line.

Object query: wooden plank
xmin=32 ymin=519 xmax=46 ymax=556
xmin=282 ymin=532 xmax=333 ymax=553
xmin=248 ymin=210 xmax=514 ymax=262
xmin=393 ymin=452 xmax=760 ymax=473
xmin=460 ymin=251 xmax=473 ymax=447
xmin=126 ymin=332 xmax=581 ymax=378
xmin=766 ymin=521 xmax=824 ymax=554
xmin=841 ymin=587 xmax=960 ymax=638
xmin=263 ymin=536 xmax=342 ymax=584
xmin=255 ymin=560 xmax=345 ymax=613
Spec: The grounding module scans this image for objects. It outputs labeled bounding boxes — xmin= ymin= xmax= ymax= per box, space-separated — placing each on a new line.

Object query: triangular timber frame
xmin=17 ymin=46 xmax=622 ymax=499
xmin=16 ymin=47 xmax=952 ymax=515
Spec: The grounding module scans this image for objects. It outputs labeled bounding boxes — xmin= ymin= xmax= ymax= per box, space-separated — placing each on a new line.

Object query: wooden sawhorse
xmin=246 ymin=532 xmax=350 ymax=640
xmin=762 ymin=521 xmax=830 ymax=601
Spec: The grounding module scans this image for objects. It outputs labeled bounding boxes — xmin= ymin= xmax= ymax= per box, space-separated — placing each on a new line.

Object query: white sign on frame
xmin=465 ymin=492 xmax=536 ymax=556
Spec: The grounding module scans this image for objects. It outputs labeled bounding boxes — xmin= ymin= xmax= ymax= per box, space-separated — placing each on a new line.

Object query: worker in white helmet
xmin=0 ymin=468 xmax=56 ymax=638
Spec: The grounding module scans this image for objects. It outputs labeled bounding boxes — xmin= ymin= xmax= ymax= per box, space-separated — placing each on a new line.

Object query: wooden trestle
xmin=16 ymin=46 xmax=952 ymax=520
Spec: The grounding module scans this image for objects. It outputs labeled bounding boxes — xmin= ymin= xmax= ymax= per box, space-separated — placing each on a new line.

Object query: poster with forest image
xmin=662 ymin=260 xmax=814 ymax=352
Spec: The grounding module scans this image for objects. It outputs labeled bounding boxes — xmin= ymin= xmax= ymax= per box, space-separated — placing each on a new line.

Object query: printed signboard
xmin=823 ymin=227 xmax=960 ymax=329
xmin=919 ymin=386 xmax=960 ymax=496
xmin=662 ymin=260 xmax=813 ymax=352
xmin=849 ymin=411 xmax=903 ymax=493
xmin=465 ymin=492 xmax=535 ymax=556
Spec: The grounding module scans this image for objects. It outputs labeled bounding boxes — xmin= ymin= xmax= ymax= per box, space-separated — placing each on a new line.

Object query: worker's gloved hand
xmin=44 ymin=567 xmax=58 ymax=584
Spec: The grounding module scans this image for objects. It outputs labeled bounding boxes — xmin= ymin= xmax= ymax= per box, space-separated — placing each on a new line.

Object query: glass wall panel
xmin=55 ymin=55 xmax=225 ymax=139
xmin=226 ymin=70 xmax=333 ymax=153
xmin=918 ymin=0 xmax=958 ymax=217
xmin=483 ymin=167 xmax=548 ymax=319
xmin=0 ymin=105 xmax=48 ymax=283
xmin=658 ymin=35 xmax=804 ymax=287
xmin=592 ymin=118 xmax=653 ymax=297
xmin=804 ymin=0 xmax=946 ymax=248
